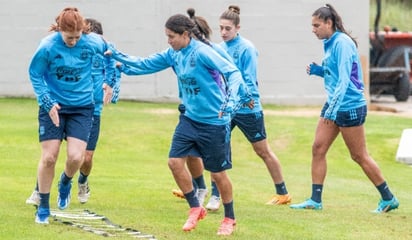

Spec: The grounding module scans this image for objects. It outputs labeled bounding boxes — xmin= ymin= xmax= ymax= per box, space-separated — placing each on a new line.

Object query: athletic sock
xmin=275 ymin=182 xmax=288 ymax=195
xmin=193 ymin=175 xmax=206 ymax=189
xmin=60 ymin=172 xmax=72 ymax=185
xmin=191 ymin=179 xmax=198 ymax=194
xmin=211 ymin=181 xmax=220 ymax=197
xmin=311 ymin=184 xmax=323 ymax=203
xmin=223 ymin=201 xmax=235 ymax=220
xmin=376 ymin=181 xmax=394 ymax=201
xmin=184 ymin=189 xmax=199 ymax=208
xmin=39 ymin=193 xmax=50 ymax=209
xmin=35 ymin=181 xmax=39 ymax=191
xmin=78 ymin=172 xmax=88 ymax=184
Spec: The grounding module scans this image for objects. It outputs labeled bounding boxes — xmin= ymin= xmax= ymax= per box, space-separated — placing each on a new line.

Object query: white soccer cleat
xmin=206 ymin=195 xmax=221 ymax=211
xmin=197 ymin=188 xmax=208 ymax=206
xmin=26 ymin=190 xmax=40 ymax=206
xmin=78 ymin=182 xmax=90 ymax=204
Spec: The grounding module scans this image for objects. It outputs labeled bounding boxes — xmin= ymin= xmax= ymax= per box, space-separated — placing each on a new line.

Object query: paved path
xmin=370 ymin=95 xmax=412 ymax=117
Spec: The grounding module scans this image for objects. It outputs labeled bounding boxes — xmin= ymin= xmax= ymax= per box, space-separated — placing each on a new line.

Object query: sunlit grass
xmin=1 ymin=98 xmax=411 ymax=240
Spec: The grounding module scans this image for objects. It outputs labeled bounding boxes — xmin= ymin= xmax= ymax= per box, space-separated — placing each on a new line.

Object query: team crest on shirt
xmin=233 ymin=47 xmax=240 ymax=59
xmin=81 ymin=47 xmax=92 ymax=60
xmin=56 ymin=66 xmax=82 ymax=82
xmin=92 ymin=55 xmax=103 ymax=69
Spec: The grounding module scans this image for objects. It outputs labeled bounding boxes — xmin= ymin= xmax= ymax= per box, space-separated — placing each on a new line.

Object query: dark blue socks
xmin=193 ymin=175 xmax=206 ymax=189
xmin=39 ymin=193 xmax=50 ymax=209
xmin=211 ymin=181 xmax=220 ymax=197
xmin=275 ymin=182 xmax=288 ymax=195
xmin=311 ymin=184 xmax=323 ymax=203
xmin=376 ymin=181 xmax=393 ymax=201
xmin=60 ymin=172 xmax=72 ymax=185
xmin=78 ymin=172 xmax=88 ymax=184
xmin=223 ymin=201 xmax=235 ymax=219
xmin=184 ymin=190 xmax=199 ymax=208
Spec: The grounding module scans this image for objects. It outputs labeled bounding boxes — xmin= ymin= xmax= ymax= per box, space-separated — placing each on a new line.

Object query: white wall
xmin=0 ymin=0 xmax=369 ymax=106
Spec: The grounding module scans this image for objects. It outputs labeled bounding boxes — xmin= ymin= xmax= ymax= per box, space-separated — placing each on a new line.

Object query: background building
xmin=0 ymin=0 xmax=369 ymax=106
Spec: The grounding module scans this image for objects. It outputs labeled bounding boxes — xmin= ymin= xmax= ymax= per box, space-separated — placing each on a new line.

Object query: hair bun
xmin=187 ymin=8 xmax=195 ymax=18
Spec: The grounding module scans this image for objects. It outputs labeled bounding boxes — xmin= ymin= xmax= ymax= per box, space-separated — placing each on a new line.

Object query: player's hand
xmin=246 ymin=99 xmax=254 ymax=109
xmin=307 ymin=62 xmax=323 ymax=76
xmin=49 ymin=104 xmax=61 ymax=127
xmin=104 ymin=50 xmax=112 ymax=56
xmin=219 ymin=105 xmax=233 ymax=118
xmin=103 ymin=83 xmax=113 ymax=105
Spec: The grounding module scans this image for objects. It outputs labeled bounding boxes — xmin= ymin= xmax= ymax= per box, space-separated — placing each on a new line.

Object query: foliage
xmin=370 ymin=0 xmax=412 ymax=31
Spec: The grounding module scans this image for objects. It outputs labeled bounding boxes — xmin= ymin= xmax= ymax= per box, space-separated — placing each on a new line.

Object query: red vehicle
xmin=369 ymin=0 xmax=412 ymax=101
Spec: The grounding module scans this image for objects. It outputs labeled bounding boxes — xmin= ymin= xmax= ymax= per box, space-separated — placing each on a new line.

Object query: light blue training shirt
xmin=29 ymin=32 xmax=115 ymax=112
xmin=220 ymin=33 xmax=261 ymax=114
xmin=111 ymin=38 xmax=249 ymax=125
xmin=321 ymin=31 xmax=366 ymax=120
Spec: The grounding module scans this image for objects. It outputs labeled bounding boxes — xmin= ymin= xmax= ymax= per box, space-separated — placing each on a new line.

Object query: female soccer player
xmin=206 ymin=5 xmax=292 ymax=209
xmin=106 ymin=13 xmax=252 ymax=236
xmin=29 ymin=7 xmax=115 ymax=224
xmin=290 ymin=4 xmax=399 ymax=213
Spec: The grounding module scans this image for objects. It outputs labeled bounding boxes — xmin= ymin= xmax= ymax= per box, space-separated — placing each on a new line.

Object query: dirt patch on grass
xmin=144 ymin=105 xmax=412 ymax=118
xmin=264 ymin=109 xmax=320 ymax=117
xmin=144 ymin=108 xmax=177 ymax=115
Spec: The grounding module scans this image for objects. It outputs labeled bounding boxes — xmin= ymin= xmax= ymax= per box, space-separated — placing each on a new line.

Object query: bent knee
xmin=253 ymin=144 xmax=271 ymax=159
xmin=211 ymin=171 xmax=228 ymax=182
xmin=255 ymin=149 xmax=270 ymax=159
xmin=312 ymin=142 xmax=328 ymax=156
xmin=168 ymin=158 xmax=184 ymax=170
xmin=350 ymin=153 xmax=368 ymax=164
xmin=66 ymin=153 xmax=84 ymax=164
xmin=41 ymin=154 xmax=58 ymax=168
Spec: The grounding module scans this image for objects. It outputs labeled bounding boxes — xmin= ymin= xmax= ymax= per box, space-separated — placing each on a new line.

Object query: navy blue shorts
xmin=86 ymin=115 xmax=101 ymax=151
xmin=38 ymin=104 xmax=94 ymax=142
xmin=321 ymin=103 xmax=367 ymax=127
xmin=231 ymin=111 xmax=266 ymax=143
xmin=169 ymin=115 xmax=232 ymax=173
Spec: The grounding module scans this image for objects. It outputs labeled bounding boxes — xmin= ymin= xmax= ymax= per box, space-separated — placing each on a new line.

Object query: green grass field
xmin=0 ymin=98 xmax=411 ymax=240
